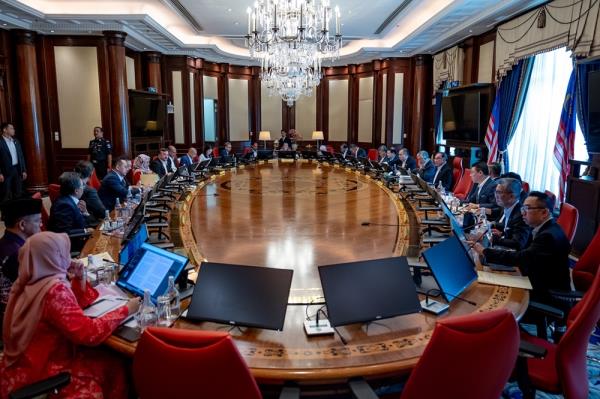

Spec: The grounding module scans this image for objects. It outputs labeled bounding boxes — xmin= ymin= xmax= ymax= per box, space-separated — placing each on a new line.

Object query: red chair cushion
xmin=452 ymin=171 xmax=472 ymax=200
xmin=451 ymin=157 xmax=463 ymax=191
xmin=522 ymin=333 xmax=561 ymax=393
xmin=556 ymin=203 xmax=579 ymax=244
xmin=32 ymin=192 xmax=48 ymax=231
xmin=89 ymin=169 xmax=102 ymax=190
xmin=572 ymin=227 xmax=600 ymax=291
xmin=48 ymin=184 xmax=60 ymax=204
xmin=368 ymin=149 xmax=378 ymax=161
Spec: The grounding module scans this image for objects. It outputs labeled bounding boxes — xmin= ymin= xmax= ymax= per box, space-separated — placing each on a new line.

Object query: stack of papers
xmin=477 ymin=271 xmax=532 ymax=290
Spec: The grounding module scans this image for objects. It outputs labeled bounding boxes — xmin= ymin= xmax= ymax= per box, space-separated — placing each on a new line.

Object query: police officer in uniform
xmin=87 ymin=126 xmax=112 ymax=179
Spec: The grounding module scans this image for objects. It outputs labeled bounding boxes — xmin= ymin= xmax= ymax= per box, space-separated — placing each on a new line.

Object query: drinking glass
xmin=156 ymin=295 xmax=172 ymax=327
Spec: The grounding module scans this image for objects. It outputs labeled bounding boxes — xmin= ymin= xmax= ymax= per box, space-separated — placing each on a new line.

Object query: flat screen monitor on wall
xmin=442 ymin=84 xmax=494 ymax=145
xmin=588 ymin=70 xmax=600 ymax=153
xmin=129 ymin=93 xmax=165 ymax=137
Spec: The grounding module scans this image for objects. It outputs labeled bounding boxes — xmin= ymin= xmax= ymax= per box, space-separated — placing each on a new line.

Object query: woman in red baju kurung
xmin=1 ymin=232 xmax=140 ymax=398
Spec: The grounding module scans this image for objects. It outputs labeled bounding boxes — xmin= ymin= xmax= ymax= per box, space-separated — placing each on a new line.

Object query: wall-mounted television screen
xmin=442 ymin=84 xmax=494 ymax=145
xmin=129 ymin=93 xmax=165 ymax=137
xmin=588 ymin=70 xmax=600 ymax=154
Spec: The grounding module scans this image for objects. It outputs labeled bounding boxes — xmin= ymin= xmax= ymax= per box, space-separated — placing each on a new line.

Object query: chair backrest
xmin=133 ymin=328 xmax=262 ymax=399
xmin=400 ymin=309 xmax=519 ymax=399
xmin=32 ymin=192 xmax=48 ymax=231
xmin=557 ymin=202 xmax=579 ymax=244
xmin=48 ymin=184 xmax=60 ymax=204
xmin=367 ymin=148 xmax=378 ymax=161
xmin=132 ymin=169 xmax=142 ymax=186
xmin=89 ymin=169 xmax=101 ymax=190
xmin=572 ymin=226 xmax=600 ymax=292
xmin=451 ymin=156 xmax=463 ymax=191
xmin=557 ymin=267 xmax=600 ymax=399
xmin=545 ymin=190 xmax=557 ymax=209
xmin=212 ymin=147 xmax=220 ymax=157
xmin=522 ymin=181 xmax=530 ymax=195
xmin=452 ymin=170 xmax=473 ymax=200
xmin=326 ymin=145 xmax=335 ymax=154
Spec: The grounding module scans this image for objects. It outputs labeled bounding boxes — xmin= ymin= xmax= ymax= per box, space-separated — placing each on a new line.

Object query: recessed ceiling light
xmin=50 ymin=30 xmax=54 ymax=33
xmin=227 ymin=8 xmax=232 ymax=12
xmin=234 ymin=21 xmax=239 ymax=25
xmin=143 ymin=47 xmax=147 ymax=50
xmin=2 ymin=23 xmax=7 ymax=26
xmin=469 ymin=29 xmax=473 ymax=33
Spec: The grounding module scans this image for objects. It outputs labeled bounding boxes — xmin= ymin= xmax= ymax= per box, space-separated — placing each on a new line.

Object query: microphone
xmin=424 ymin=288 xmax=477 ymax=307
xmin=361 ymin=222 xmax=402 ymax=227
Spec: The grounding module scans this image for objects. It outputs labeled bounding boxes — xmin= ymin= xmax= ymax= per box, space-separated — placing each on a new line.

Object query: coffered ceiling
xmin=0 ymin=0 xmax=548 ymax=65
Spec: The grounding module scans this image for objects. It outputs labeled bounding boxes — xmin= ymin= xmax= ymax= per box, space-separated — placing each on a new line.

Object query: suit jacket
xmin=483 ymin=219 xmax=571 ymax=302
xmin=352 ymin=148 xmax=367 ymax=158
xmin=0 ymin=231 xmax=25 ymax=282
xmin=466 ymin=177 xmax=498 ymax=208
xmin=432 ymin=163 xmax=453 ymax=191
xmin=48 ymin=195 xmax=86 ymax=235
xmin=98 ymin=171 xmax=139 ymax=211
xmin=219 ymin=148 xmax=230 ymax=158
xmin=490 ymin=202 xmax=531 ymax=250
xmin=179 ymin=154 xmax=194 ymax=167
xmin=401 ymin=156 xmax=417 ymax=171
xmin=82 ymin=185 xmax=106 ymax=221
xmin=0 ymin=137 xmax=26 ymax=176
xmin=414 ymin=160 xmax=436 ymax=183
xmin=150 ymin=158 xmax=173 ymax=177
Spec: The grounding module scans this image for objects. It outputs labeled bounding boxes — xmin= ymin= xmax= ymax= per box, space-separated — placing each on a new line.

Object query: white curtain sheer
xmin=507 ymin=48 xmax=587 ymax=195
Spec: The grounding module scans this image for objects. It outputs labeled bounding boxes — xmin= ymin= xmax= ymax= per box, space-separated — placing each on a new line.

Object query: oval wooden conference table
xmin=92 ymin=160 xmax=528 ymax=388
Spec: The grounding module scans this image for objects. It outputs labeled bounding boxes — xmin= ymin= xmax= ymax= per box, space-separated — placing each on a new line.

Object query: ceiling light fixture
xmin=246 ymin=0 xmax=342 ymax=106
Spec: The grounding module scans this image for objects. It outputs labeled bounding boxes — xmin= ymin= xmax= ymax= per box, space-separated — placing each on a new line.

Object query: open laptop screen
xmin=117 ymin=242 xmax=188 ymax=302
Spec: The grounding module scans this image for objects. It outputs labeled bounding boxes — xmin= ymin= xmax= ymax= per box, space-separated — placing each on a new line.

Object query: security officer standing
xmin=87 ymin=126 xmax=112 ymax=179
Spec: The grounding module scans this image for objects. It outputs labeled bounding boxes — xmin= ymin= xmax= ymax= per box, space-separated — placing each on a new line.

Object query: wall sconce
xmin=167 ymin=101 xmax=175 ymax=114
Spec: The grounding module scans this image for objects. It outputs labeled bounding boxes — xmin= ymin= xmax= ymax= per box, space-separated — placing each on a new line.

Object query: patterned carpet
xmin=502 ymin=326 xmax=600 ymax=398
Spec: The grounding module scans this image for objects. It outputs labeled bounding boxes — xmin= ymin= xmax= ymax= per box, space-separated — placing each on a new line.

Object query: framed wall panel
xmin=126 ymin=56 xmax=136 ymax=90
xmin=228 ymin=78 xmax=249 ymax=141
xmin=381 ymin=73 xmax=387 ymax=144
xmin=328 ymin=79 xmax=348 ymax=142
xmin=261 ymin=82 xmax=282 ymax=137
xmin=392 ymin=73 xmax=404 ymax=145
xmin=295 ymin=92 xmax=316 ymax=140
xmin=189 ymin=72 xmax=196 ymax=144
xmin=172 ymin=70 xmax=184 ymax=144
xmin=358 ymin=76 xmax=373 ymax=143
xmin=54 ymin=46 xmax=102 ymax=149
xmin=478 ymin=41 xmax=494 ymax=83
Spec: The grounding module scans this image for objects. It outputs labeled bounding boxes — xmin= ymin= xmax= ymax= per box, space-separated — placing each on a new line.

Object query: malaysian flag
xmin=485 ymin=91 xmax=501 ymax=163
xmin=553 ymin=70 xmax=577 ymax=203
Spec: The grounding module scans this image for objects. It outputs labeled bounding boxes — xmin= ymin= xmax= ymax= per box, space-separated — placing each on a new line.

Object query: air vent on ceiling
xmin=374 ymin=0 xmax=414 ymax=35
xmin=166 ymin=0 xmax=203 ymax=33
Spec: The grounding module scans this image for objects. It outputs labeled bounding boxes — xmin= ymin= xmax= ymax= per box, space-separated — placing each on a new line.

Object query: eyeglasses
xmin=520 ymin=205 xmax=546 ymax=212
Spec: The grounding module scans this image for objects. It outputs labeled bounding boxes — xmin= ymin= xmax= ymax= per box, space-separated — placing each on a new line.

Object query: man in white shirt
xmin=167 ymin=145 xmax=179 ymax=172
xmin=0 ymin=123 xmax=27 ymax=202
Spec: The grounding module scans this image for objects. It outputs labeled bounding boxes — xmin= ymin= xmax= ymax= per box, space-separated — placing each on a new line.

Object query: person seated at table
xmin=245 ymin=142 xmax=259 ymax=159
xmin=74 ymin=160 xmax=106 ymax=225
xmin=278 ymin=130 xmax=292 ymax=148
xmin=340 ymin=143 xmax=350 ymax=159
xmin=464 ymin=162 xmax=498 ymax=212
xmin=489 ymin=162 xmax=502 ymax=181
xmin=0 ymin=231 xmax=140 ymax=398
xmin=377 ymin=145 xmax=388 ymax=163
xmin=432 ymin=152 xmax=453 ymax=191
xmin=291 ymin=142 xmax=299 ymax=152
xmin=150 ymin=148 xmax=174 ymax=178
xmin=98 ymin=157 xmax=141 ymax=211
xmin=318 ymin=144 xmax=329 ymax=156
xmin=199 ymin=145 xmax=213 ymax=162
xmin=398 ymin=148 xmax=417 ymax=171
xmin=280 ymin=142 xmax=291 ymax=152
xmin=472 ymin=191 xmax=571 ymax=303
xmin=167 ymin=145 xmax=179 ymax=171
xmin=413 ymin=150 xmax=435 ymax=183
xmin=489 ymin=177 xmax=530 ymax=250
xmin=48 ymin=172 xmax=92 ymax=234
xmin=179 ymin=147 xmax=197 ymax=167
xmin=219 ymin=142 xmax=232 ymax=158
xmin=350 ymin=143 xmax=367 ymax=158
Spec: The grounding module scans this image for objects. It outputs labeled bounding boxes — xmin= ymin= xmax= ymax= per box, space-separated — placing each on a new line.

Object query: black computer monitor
xmin=421 ymin=235 xmax=477 ymax=303
xmin=257 ymin=150 xmax=273 ymax=160
xmin=318 ymin=257 xmax=421 ymax=327
xmin=278 ymin=151 xmax=296 ymax=159
xmin=186 ymin=263 xmax=293 ymax=331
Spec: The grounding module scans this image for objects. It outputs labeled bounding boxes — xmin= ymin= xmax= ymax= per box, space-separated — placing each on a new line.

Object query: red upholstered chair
xmin=212 ymin=147 xmax=220 ymax=157
xmin=451 ymin=156 xmax=463 ymax=191
xmin=522 ymin=181 xmax=530 ymax=195
xmin=544 ymin=190 xmax=557 ymax=209
xmin=88 ymin=169 xmax=102 ymax=190
xmin=243 ymin=146 xmax=252 ymax=156
xmin=32 ymin=192 xmax=48 ymax=231
xmin=519 ymin=264 xmax=600 ymax=399
xmin=350 ymin=309 xmax=519 ymax=399
xmin=572 ymin=227 xmax=600 ymax=292
xmin=48 ymin=184 xmax=60 ymax=204
xmin=367 ymin=148 xmax=378 ymax=161
xmin=131 ymin=169 xmax=142 ymax=186
xmin=326 ymin=145 xmax=335 ymax=154
xmin=133 ymin=328 xmax=262 ymax=399
xmin=452 ymin=170 xmax=473 ymax=200
xmin=556 ymin=202 xmax=579 ymax=244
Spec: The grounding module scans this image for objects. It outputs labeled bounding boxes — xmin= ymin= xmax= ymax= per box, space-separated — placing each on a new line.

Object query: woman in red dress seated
xmin=0 ymin=232 xmax=140 ymax=398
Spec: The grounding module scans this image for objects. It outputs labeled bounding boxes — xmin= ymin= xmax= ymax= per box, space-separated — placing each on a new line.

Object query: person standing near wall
xmin=87 ymin=126 xmax=112 ymax=179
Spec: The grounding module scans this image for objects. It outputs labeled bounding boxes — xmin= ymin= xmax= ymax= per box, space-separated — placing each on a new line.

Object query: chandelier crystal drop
xmin=246 ymin=0 xmax=342 ymax=106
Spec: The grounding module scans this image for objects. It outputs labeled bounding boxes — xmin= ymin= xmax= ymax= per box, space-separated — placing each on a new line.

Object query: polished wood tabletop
xmin=90 ymin=160 xmax=528 ymax=385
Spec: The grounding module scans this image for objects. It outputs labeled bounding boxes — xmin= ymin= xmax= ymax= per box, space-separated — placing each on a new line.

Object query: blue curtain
xmin=496 ymin=58 xmax=535 ymax=172
xmin=575 ymin=59 xmax=600 ymax=157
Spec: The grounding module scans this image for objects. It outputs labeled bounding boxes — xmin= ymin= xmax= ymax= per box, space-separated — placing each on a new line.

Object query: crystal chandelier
xmin=246 ymin=0 xmax=342 ymax=106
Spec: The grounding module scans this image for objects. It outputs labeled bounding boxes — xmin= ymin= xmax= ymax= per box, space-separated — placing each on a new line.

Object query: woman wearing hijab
xmin=132 ymin=154 xmax=153 ymax=185
xmin=1 ymin=232 xmax=140 ymax=398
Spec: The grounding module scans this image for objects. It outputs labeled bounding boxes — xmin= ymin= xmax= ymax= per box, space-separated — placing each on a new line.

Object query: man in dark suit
xmin=398 ymin=148 xmax=417 ymax=171
xmin=0 ymin=123 xmax=27 ymax=202
xmin=473 ymin=191 xmax=571 ymax=303
xmin=350 ymin=144 xmax=367 ymax=158
xmin=99 ymin=157 xmax=141 ymax=211
xmin=278 ymin=131 xmax=292 ymax=148
xmin=414 ymin=151 xmax=436 ymax=183
xmin=74 ymin=160 xmax=106 ymax=225
xmin=377 ymin=145 xmax=388 ymax=163
xmin=465 ymin=161 xmax=498 ymax=211
xmin=179 ymin=147 xmax=197 ymax=167
xmin=489 ymin=178 xmax=530 ymax=250
xmin=150 ymin=148 xmax=174 ymax=178
xmin=48 ymin=172 xmax=90 ymax=235
xmin=432 ymin=152 xmax=453 ymax=191
xmin=219 ymin=142 xmax=232 ymax=158
xmin=340 ymin=144 xmax=350 ymax=159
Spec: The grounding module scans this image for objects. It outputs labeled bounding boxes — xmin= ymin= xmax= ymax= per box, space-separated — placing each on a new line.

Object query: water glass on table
xmin=156 ymin=295 xmax=172 ymax=327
